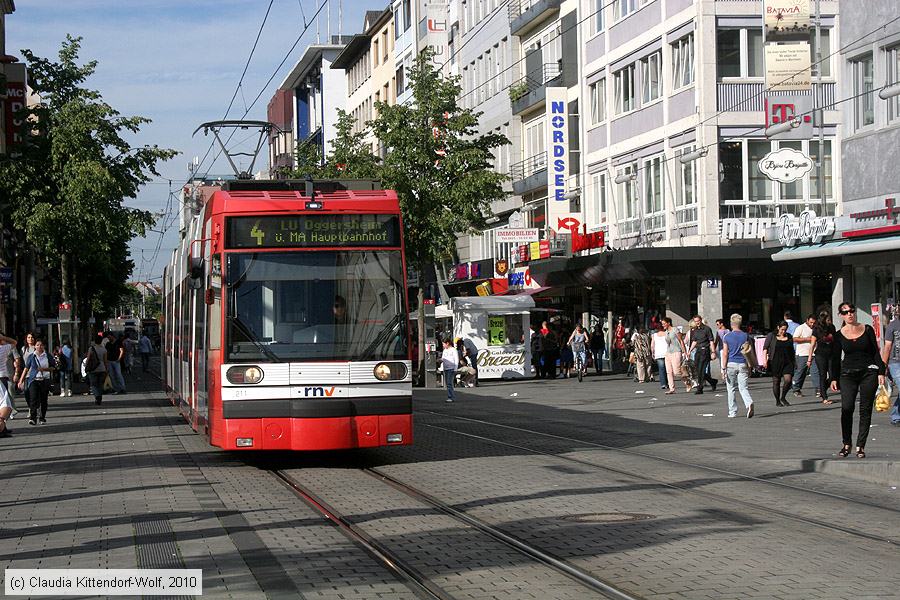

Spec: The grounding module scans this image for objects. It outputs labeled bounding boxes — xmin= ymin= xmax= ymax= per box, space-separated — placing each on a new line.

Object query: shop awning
xmin=498 ymin=286 xmax=551 ymax=296
xmin=771 ymin=235 xmax=900 ymax=261
xmin=450 ymin=295 xmax=536 ymax=312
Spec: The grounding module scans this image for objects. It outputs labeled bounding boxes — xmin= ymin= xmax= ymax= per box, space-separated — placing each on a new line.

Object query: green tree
xmin=0 ymin=35 xmax=177 ymax=337
xmin=370 ymin=50 xmax=509 ymax=383
xmin=286 ymin=109 xmax=381 ymax=179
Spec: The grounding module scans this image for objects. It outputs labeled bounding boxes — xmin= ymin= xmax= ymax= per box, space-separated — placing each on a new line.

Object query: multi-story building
xmin=447 ymin=0 xmax=845 ymax=334
xmin=393 ymin=0 xmax=417 ymax=105
xmin=331 ymin=8 xmax=396 ymax=156
xmin=766 ymin=1 xmax=900 ymax=324
xmin=275 ymin=36 xmax=353 ymax=171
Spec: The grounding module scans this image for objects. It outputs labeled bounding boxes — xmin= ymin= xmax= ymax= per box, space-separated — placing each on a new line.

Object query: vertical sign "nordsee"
xmin=545 ymin=87 xmax=569 ymax=234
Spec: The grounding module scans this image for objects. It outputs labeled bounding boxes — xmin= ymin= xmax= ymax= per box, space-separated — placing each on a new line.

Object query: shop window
xmin=641 ymin=51 xmax=662 ymax=104
xmin=748 ymin=140 xmax=773 ymax=205
xmin=809 ymin=140 xmax=833 ymax=210
xmin=778 ymin=140 xmax=804 ymax=204
xmin=852 ymin=53 xmax=875 ymax=130
xmin=488 ymin=314 xmax=525 ymax=346
xmin=718 ymin=141 xmax=744 ymax=208
xmin=810 ymin=29 xmax=832 ymax=77
xmin=672 ymin=33 xmax=694 ymax=90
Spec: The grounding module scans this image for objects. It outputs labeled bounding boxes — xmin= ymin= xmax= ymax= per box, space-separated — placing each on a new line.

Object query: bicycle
xmin=573 ymin=348 xmax=586 ymax=382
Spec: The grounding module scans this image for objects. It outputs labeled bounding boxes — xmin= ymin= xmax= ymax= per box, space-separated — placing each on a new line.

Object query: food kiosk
xmin=450 ymin=296 xmax=533 ymax=379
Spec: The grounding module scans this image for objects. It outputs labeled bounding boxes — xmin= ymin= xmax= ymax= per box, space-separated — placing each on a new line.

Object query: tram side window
xmin=208 ymin=292 xmax=221 ymax=350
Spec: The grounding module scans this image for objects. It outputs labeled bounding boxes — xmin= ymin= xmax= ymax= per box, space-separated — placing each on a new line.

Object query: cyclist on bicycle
xmin=568 ymin=324 xmax=588 ymax=375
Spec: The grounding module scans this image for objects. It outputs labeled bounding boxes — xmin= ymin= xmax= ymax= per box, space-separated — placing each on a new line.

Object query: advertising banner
xmin=545 ymin=87 xmax=581 ymax=235
xmin=765 ymin=43 xmax=812 ymax=91
xmin=764 ymin=95 xmax=814 ymax=139
xmin=488 ymin=316 xmax=506 ymax=346
xmin=764 ymin=0 xmax=811 ymax=43
xmin=495 ymin=228 xmax=539 ymax=244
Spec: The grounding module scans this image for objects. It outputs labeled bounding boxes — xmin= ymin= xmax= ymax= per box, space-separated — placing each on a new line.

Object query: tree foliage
xmin=369 ymin=50 xmax=509 ymax=270
xmin=0 ymin=35 xmax=177 ymax=318
xmin=286 ymin=109 xmax=381 ymax=179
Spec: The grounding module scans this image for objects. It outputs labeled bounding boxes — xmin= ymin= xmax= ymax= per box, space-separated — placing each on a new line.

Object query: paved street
xmin=0 ymin=368 xmax=897 ymax=599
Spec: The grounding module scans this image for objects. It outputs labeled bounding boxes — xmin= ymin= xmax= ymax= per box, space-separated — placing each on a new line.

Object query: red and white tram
xmin=162 ymin=179 xmax=412 ymax=450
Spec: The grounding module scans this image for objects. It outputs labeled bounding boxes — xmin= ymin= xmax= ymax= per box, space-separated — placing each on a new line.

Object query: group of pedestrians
xmin=530 ymin=321 xmax=603 ymax=379
xmin=0 ymin=330 xmax=152 ymax=439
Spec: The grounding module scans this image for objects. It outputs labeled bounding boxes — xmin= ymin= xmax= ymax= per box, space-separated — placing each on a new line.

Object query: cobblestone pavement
xmin=0 ymin=366 xmax=897 ymax=599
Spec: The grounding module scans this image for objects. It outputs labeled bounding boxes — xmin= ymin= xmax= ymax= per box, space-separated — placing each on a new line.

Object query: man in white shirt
xmin=0 ymin=333 xmax=21 ymax=417
xmin=440 ymin=339 xmax=458 ymax=403
xmin=791 ymin=314 xmax=817 ymax=397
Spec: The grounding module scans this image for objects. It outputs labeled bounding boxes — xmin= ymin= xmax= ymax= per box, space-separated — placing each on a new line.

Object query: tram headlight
xmin=226 ymin=365 xmax=264 ymax=384
xmin=374 ymin=362 xmax=408 ymax=381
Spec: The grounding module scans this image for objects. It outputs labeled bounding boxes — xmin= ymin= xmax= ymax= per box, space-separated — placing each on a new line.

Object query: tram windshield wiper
xmin=227 ymin=315 xmax=280 ymax=362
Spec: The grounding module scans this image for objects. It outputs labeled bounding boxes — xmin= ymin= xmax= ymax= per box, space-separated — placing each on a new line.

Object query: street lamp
xmin=878 ymin=83 xmax=900 ymax=100
xmin=765 ymin=117 xmax=801 ymax=138
xmin=614 ymin=172 xmax=636 ymax=184
xmin=679 ymin=147 xmax=708 ymax=164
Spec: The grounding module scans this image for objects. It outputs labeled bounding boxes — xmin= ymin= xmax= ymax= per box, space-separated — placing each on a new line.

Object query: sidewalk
xmin=444 ymin=371 xmax=900 ymax=487
xmin=0 ymin=370 xmax=417 ymax=599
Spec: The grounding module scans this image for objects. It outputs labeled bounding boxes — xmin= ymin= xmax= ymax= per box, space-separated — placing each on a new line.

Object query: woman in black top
xmin=763 ymin=321 xmax=795 ymax=407
xmin=812 ymin=311 xmax=837 ymax=404
xmin=829 ymin=302 xmax=885 ymax=458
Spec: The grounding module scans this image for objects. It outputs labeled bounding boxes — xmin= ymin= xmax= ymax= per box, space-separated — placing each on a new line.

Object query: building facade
xmin=331 ymin=8 xmax=397 ymax=156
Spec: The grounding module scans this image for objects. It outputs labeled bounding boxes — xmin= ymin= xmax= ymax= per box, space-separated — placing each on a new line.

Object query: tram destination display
xmin=226 ymin=214 xmax=401 ymax=248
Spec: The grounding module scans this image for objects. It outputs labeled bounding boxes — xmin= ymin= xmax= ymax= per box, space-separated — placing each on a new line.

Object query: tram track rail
xmin=417 ymin=410 xmax=900 ymax=548
xmin=272 ymin=468 xmax=643 ymax=600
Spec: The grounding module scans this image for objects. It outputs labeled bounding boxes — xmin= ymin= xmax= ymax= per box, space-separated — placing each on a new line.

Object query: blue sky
xmin=7 ymin=0 xmax=373 ymax=282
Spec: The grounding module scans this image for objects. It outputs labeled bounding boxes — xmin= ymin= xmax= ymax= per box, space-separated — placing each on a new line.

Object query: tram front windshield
xmin=225 ymin=251 xmax=408 ymax=362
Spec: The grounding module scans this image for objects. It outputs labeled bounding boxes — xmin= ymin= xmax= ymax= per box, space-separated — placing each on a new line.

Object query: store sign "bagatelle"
xmin=776 ymin=210 xmax=835 ymax=246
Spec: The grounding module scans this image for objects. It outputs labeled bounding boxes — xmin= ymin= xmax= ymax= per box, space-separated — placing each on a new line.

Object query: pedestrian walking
xmin=530 ymin=326 xmax=544 ymax=379
xmin=651 ymin=325 xmax=668 ymax=390
xmin=632 ymin=328 xmax=652 ymax=383
xmin=455 ymin=339 xmax=477 ymax=387
xmin=462 ymin=337 xmax=479 ymax=387
xmin=122 ymin=334 xmax=135 ymax=374
xmin=830 ymin=302 xmax=885 ymax=459
xmin=791 ymin=314 xmax=818 ymax=397
xmin=813 ymin=311 xmax=836 ymax=405
xmin=763 ymin=321 xmax=795 ymax=407
xmin=5 ymin=341 xmax=20 ymax=415
xmin=18 ymin=339 xmax=53 ymax=425
xmin=589 ymin=325 xmax=605 ymax=375
xmin=543 ymin=325 xmax=559 ymax=380
xmin=613 ymin=320 xmax=626 ymax=373
xmin=881 ymin=308 xmax=900 ymax=426
xmin=0 ymin=333 xmax=21 ymax=417
xmin=138 ymin=332 xmax=153 ymax=373
xmin=661 ymin=318 xmax=686 ymax=395
xmin=59 ymin=338 xmax=73 ymax=397
xmin=559 ymin=332 xmax=574 ymax=378
xmin=440 ymin=339 xmax=457 ymax=403
xmin=783 ymin=311 xmax=800 ymax=336
xmin=720 ymin=314 xmax=755 ymax=418
xmin=0 ymin=379 xmax=12 ymax=437
xmin=20 ymin=332 xmax=35 ymax=369
xmin=105 ymin=332 xmax=127 ymax=394
xmin=85 ymin=334 xmax=109 ymax=405
xmin=688 ymin=316 xmax=718 ymax=394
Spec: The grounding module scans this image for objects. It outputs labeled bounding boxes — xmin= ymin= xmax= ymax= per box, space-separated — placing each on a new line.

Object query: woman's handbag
xmin=875 ymin=383 xmax=891 ymax=412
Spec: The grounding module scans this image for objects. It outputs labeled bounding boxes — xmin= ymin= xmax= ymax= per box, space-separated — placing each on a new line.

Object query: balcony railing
xmin=508 ymin=0 xmax=562 ymax=35
xmin=510 ymin=62 xmax=562 ymax=114
xmin=510 ymin=153 xmax=547 ymax=182
xmin=716 ymin=81 xmax=836 ymax=112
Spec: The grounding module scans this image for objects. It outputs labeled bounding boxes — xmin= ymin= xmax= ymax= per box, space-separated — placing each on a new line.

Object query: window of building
xmin=672 ymin=33 xmax=694 ymax=90
xmin=589 ymin=78 xmax=606 ymax=124
xmin=593 ymin=0 xmax=605 ymax=34
xmin=523 ymin=117 xmax=546 ymax=161
xmin=888 ymin=45 xmax=900 ymax=123
xmin=396 ymin=66 xmax=405 ymax=95
xmin=716 ymin=28 xmax=764 ymax=79
xmin=589 ymin=172 xmax=608 ymax=225
xmin=641 ymin=51 xmax=662 ymax=103
xmin=613 ymin=0 xmax=650 ymax=22
xmin=643 ymin=155 xmax=665 ymax=231
xmin=718 ymin=139 xmax=836 ymax=219
xmin=810 ymin=29 xmax=832 ymax=77
xmin=382 ymin=31 xmax=389 ymax=61
xmin=394 ymin=5 xmax=403 ymax=38
xmin=674 ymin=146 xmax=698 ymax=225
xmin=852 ymin=53 xmax=875 ymax=130
xmin=403 ymin=0 xmax=411 ymax=32
xmin=614 ymin=64 xmax=635 ymax=114
xmin=616 ymin=163 xmax=639 ymax=236
xmin=373 ymin=40 xmax=380 ymax=66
